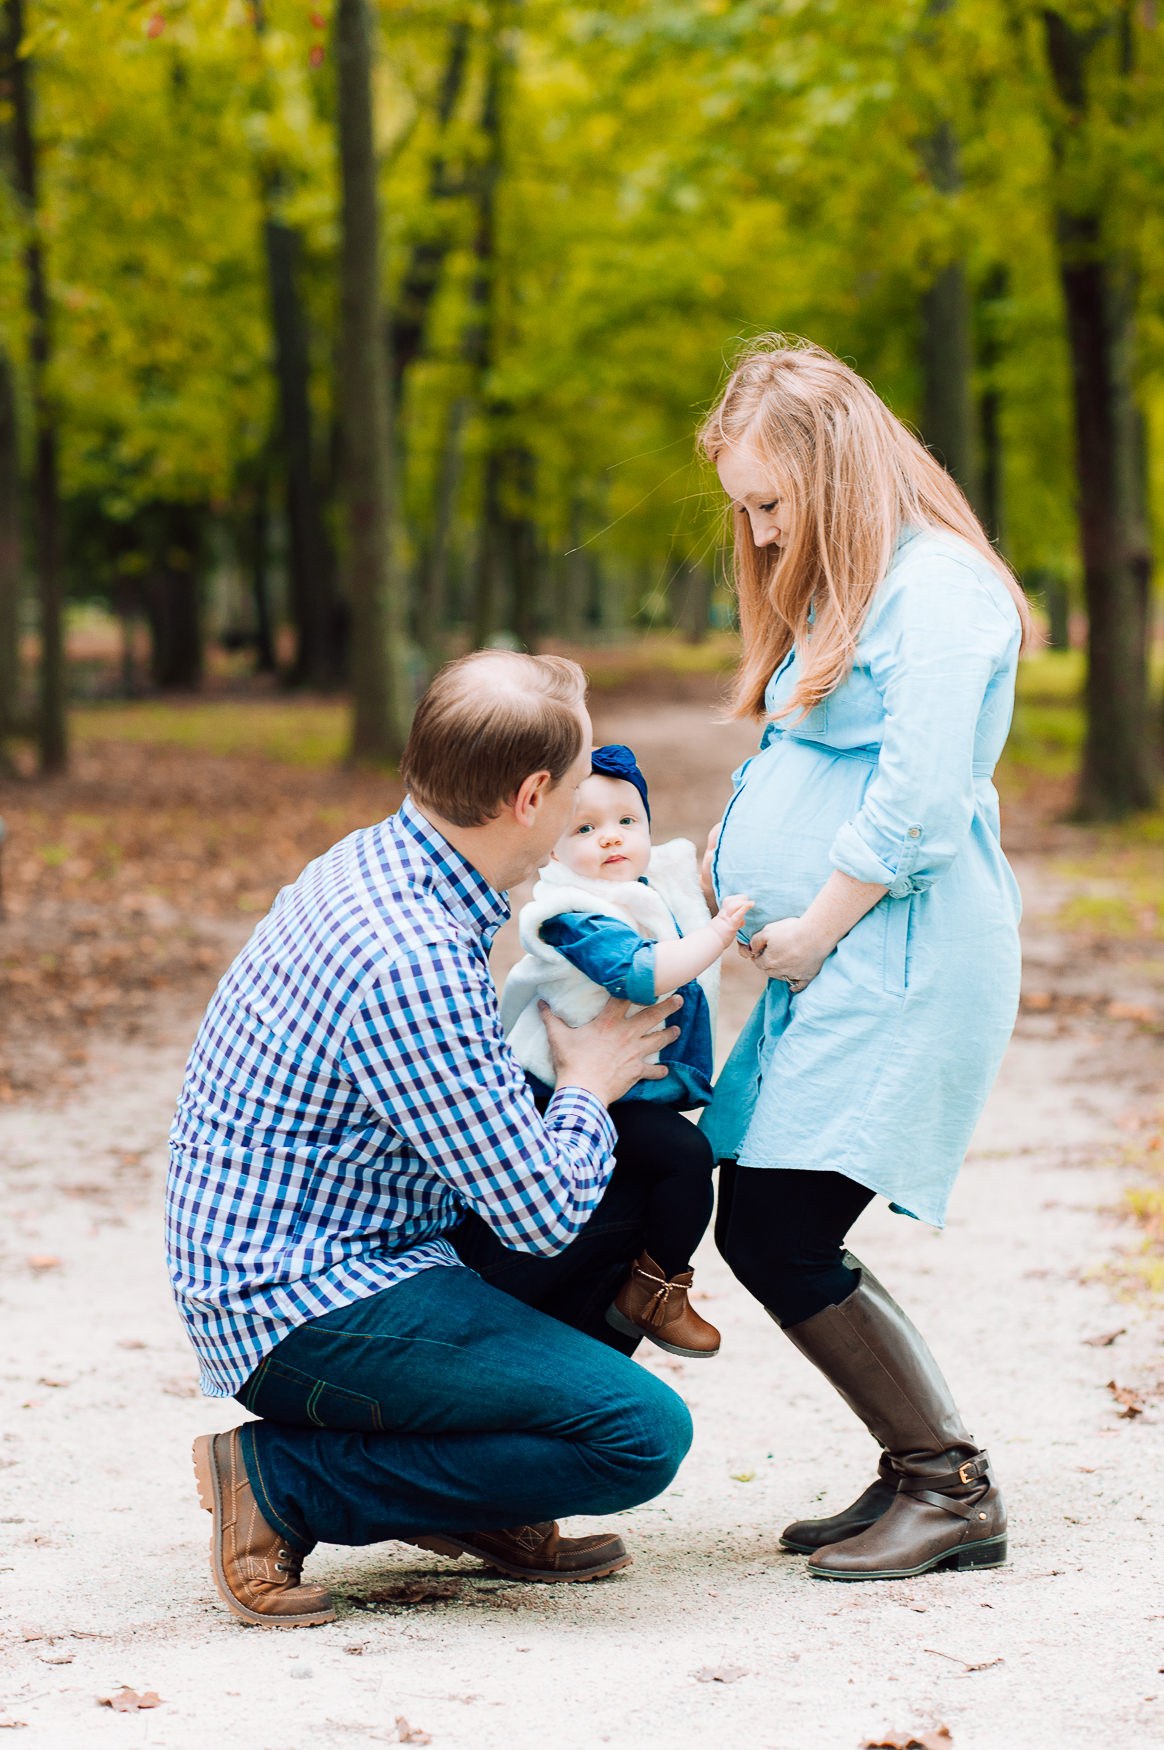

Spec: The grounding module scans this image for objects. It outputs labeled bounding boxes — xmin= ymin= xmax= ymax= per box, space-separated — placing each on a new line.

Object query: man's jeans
xmin=236 ymin=1166 xmax=697 ymax=1555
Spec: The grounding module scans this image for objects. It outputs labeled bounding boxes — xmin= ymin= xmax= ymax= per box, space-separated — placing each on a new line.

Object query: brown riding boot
xmin=779 ymin=1255 xmax=1006 ymax=1581
xmin=405 ymin=1522 xmax=631 ymax=1582
xmin=779 ymin=1450 xmax=899 ymax=1554
xmin=605 ymin=1251 xmax=721 ymax=1359
xmin=192 ymin=1429 xmax=336 ymax=1626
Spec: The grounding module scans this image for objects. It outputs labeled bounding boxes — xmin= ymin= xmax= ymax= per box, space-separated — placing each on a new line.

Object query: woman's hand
xmin=740 ymin=871 xmax=890 ymax=992
xmin=741 ymin=918 xmax=830 ymax=990
xmin=700 ymin=821 xmax=723 ymax=910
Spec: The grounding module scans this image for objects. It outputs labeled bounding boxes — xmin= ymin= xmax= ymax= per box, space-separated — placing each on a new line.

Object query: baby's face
xmin=553 ymin=774 xmax=652 ymax=883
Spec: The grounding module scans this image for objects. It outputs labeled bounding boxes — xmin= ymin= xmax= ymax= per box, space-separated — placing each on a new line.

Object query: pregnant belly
xmin=715 ymin=738 xmax=876 ymax=938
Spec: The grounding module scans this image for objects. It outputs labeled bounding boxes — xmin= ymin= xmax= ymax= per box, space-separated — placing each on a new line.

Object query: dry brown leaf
xmin=0 ymin=1719 xmax=27 ymax=1730
xmin=861 ymin=1727 xmax=952 ymax=1750
xmin=1082 ymin=1329 xmax=1126 ymax=1347
xmin=394 ymin=1718 xmax=432 ymax=1744
xmin=1107 ymin=1380 xmax=1145 ymax=1418
xmin=1108 ymin=1001 xmax=1156 ymax=1023
xmin=693 ymin=1665 xmax=748 ymax=1683
xmin=98 ymin=1689 xmax=162 ymax=1712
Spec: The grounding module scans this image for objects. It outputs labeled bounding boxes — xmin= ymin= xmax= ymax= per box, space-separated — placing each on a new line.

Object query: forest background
xmin=0 ymin=0 xmax=1160 ymax=818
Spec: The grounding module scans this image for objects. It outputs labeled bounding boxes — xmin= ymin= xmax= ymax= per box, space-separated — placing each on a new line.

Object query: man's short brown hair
xmin=401 ymin=650 xmax=587 ymax=828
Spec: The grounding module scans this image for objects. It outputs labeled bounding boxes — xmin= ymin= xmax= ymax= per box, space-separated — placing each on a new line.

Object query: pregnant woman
xmin=699 ymin=337 xmax=1032 ymax=1582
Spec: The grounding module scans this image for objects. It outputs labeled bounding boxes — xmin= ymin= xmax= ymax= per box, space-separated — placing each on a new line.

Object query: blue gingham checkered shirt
xmin=166 ymin=797 xmax=618 ymax=1398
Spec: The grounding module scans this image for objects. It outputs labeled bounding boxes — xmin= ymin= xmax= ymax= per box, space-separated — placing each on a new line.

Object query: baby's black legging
xmin=532 ymin=1090 xmax=715 ymax=1278
xmin=715 ymin=1160 xmax=875 ymax=1328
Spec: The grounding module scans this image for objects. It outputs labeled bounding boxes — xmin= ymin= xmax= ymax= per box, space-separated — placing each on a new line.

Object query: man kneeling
xmin=167 ymin=651 xmax=693 ymax=1625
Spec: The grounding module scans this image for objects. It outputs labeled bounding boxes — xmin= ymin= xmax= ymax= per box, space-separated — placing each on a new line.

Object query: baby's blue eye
xmin=620 ymin=817 xmax=636 ymax=826
xmin=576 ymin=824 xmax=593 ymax=835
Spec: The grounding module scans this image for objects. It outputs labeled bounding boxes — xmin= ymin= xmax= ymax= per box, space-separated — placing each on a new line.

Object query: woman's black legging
xmin=715 ymin=1161 xmax=875 ymax=1329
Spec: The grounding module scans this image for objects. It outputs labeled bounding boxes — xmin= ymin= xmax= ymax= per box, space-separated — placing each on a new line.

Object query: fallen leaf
xmin=395 ymin=1718 xmax=432 ymax=1744
xmin=1082 ymin=1329 xmax=1126 ymax=1347
xmin=925 ymin=1648 xmax=1004 ymax=1672
xmin=693 ymin=1665 xmax=748 ymax=1683
xmin=37 ymin=1378 xmax=70 ymax=1389
xmin=1108 ymin=1000 xmax=1155 ymax=1023
xmin=861 ymin=1727 xmax=953 ymax=1749
xmin=0 ymin=1719 xmax=28 ymax=1730
xmin=98 ymin=1689 xmax=162 ymax=1712
xmin=730 ymin=1469 xmax=755 ymax=1482
xmin=38 ymin=1654 xmax=74 ymax=1665
xmin=1107 ymin=1380 xmax=1145 ymax=1418
xmin=27 ymin=1255 xmax=60 ymax=1271
xmin=116 ymin=1340 xmax=147 ymax=1350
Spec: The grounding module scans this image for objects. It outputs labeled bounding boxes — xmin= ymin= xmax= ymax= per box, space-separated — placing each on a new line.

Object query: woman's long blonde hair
xmin=699 ymin=335 xmax=1034 ymax=721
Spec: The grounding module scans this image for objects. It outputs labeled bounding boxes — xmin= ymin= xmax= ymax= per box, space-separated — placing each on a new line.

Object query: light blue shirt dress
xmin=700 ymin=529 xmax=1023 ymax=1229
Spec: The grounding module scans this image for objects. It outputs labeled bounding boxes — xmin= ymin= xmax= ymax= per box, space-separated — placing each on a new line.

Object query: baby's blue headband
xmin=588 ymin=744 xmax=650 ymax=823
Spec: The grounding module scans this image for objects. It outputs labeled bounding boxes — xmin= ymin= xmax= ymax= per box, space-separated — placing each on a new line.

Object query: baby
xmin=501 ymin=744 xmax=752 ymax=1359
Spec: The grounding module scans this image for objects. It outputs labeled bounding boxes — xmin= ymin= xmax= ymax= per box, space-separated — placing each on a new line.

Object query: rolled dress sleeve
xmin=829 ymin=557 xmax=1020 ymax=898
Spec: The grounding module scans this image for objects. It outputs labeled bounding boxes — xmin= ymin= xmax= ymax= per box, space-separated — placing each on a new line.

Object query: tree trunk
xmin=416 ymin=395 xmax=466 ymax=670
xmin=0 ymin=348 xmax=20 ymax=752
xmin=264 ymin=220 xmax=342 ymax=689
xmin=1044 ymin=8 xmax=1154 ymax=819
xmin=674 ymin=559 xmax=712 ymax=644
xmin=247 ymin=465 xmax=276 ymax=674
xmin=466 ymin=13 xmax=508 ymax=651
xmin=145 ymin=506 xmax=204 ymax=690
xmin=4 ymin=0 xmax=64 ymax=771
xmin=335 ymin=0 xmax=408 ymax=761
xmin=389 ymin=18 xmax=471 ymax=402
xmin=976 ymin=266 xmax=1008 ymax=549
xmin=918 ymin=119 xmax=980 ymax=511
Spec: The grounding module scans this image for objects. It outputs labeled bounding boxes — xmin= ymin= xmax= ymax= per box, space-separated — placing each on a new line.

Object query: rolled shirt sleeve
xmin=829 ymin=558 xmax=1020 ymax=898
xmin=343 ymin=940 xmax=617 ymax=1256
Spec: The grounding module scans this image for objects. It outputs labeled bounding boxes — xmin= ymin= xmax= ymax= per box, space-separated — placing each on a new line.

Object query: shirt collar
xmin=393 ymin=795 xmax=511 ymax=938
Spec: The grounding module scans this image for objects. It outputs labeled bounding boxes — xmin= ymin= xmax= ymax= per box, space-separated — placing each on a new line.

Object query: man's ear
xmin=512 ymin=769 xmax=553 ymax=829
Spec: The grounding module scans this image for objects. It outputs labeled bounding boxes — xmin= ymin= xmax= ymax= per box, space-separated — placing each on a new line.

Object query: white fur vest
xmin=500 ymin=837 xmax=718 ymax=1087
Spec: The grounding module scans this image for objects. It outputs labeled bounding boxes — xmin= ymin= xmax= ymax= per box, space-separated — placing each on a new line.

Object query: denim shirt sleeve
xmin=829 ymin=558 xmax=1019 ymax=898
xmin=539 ymin=912 xmax=658 ymax=1004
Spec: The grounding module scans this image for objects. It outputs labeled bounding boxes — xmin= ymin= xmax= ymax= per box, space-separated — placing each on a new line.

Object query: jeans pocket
xmin=241 ymin=1356 xmax=384 ymax=1432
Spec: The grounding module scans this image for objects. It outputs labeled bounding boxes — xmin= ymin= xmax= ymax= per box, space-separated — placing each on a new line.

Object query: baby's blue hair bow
xmin=588 ymin=744 xmax=650 ymax=823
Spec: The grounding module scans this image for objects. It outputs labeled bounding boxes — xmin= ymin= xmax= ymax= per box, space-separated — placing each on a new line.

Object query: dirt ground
xmin=2 ymin=693 xmax=1164 ymax=1750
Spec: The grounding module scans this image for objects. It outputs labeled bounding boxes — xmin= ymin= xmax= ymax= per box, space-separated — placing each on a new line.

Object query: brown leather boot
xmin=779 ymin=1255 xmax=1006 ymax=1581
xmin=605 ymin=1251 xmax=721 ymax=1358
xmin=192 ymin=1429 xmax=336 ymax=1626
xmin=779 ymin=1451 xmax=898 ymax=1553
xmin=404 ymin=1522 xmax=631 ymax=1582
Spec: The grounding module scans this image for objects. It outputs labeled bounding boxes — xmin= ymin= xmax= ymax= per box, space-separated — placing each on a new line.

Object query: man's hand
xmin=540 ymin=994 xmax=683 ymax=1106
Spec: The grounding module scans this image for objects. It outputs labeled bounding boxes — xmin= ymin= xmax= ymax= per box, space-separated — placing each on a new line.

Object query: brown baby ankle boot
xmin=192 ymin=1429 xmax=336 ymax=1627
xmin=605 ymin=1251 xmax=721 ymax=1359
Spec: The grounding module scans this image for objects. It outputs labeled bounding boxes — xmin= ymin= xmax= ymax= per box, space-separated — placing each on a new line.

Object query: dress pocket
xmin=882 ymin=894 xmax=913 ymax=998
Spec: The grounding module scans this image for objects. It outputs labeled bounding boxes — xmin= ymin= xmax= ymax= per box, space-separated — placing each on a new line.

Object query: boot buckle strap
xmin=910 ymin=1487 xmax=977 ymax=1519
xmin=958 ymin=1454 xmax=989 ymax=1486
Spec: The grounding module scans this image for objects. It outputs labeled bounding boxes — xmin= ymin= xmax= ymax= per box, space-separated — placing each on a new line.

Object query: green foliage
xmin=2 ymin=0 xmax=1164 ymax=630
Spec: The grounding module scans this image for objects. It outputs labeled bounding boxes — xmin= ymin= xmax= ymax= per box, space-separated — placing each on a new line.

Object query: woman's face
xmin=716 ymin=442 xmax=789 ymax=549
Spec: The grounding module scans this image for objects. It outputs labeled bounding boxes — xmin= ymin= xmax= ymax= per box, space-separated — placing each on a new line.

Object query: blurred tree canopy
xmin=0 ymin=0 xmax=1161 ymax=804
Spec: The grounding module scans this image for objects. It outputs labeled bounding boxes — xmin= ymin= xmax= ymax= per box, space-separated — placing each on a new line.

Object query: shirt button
xmin=908 ymin=826 xmax=921 ymax=839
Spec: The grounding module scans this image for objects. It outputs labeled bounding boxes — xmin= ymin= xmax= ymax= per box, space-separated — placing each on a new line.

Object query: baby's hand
xmin=710 ymin=894 xmax=754 ymax=945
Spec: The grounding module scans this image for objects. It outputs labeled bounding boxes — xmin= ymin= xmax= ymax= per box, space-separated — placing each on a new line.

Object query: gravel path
xmin=1 ymin=699 xmax=1162 ymax=1750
